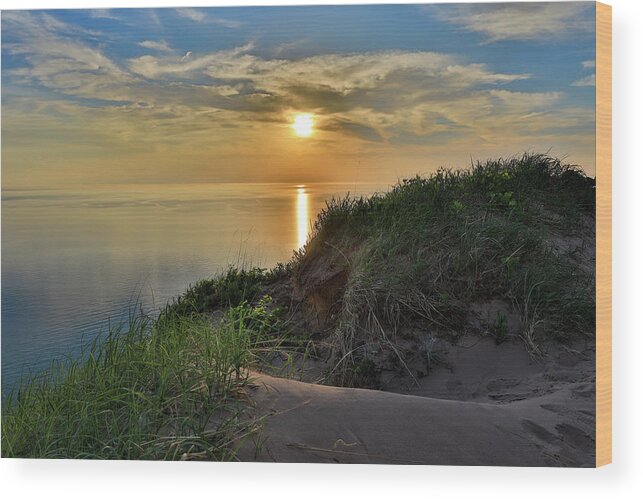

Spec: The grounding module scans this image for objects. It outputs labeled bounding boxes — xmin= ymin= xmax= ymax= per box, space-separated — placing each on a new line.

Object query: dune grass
xmin=1 ymin=300 xmax=284 ymax=459
xmin=294 ymin=153 xmax=596 ymax=385
xmin=167 ymin=267 xmax=277 ymax=317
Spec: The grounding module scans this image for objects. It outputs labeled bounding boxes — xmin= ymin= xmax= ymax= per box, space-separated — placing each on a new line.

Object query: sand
xmin=237 ymin=336 xmax=596 ymax=466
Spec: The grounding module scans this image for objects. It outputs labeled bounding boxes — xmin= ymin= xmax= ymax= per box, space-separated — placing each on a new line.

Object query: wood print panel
xmin=596 ymin=1 xmax=612 ymax=468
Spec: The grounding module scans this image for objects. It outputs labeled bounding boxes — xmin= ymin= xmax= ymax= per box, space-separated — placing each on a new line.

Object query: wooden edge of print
xmin=595 ymin=1 xmax=612 ymax=468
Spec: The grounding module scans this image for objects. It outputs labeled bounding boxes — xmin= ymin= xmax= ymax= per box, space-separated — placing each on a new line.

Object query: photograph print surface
xmin=1 ymin=2 xmax=605 ymax=466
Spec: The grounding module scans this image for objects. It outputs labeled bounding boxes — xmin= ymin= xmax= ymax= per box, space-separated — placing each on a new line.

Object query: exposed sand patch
xmin=380 ymin=334 xmax=595 ymax=403
xmin=237 ymin=337 xmax=595 ymax=466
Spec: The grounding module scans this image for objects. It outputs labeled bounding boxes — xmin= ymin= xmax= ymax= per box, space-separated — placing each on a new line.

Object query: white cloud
xmin=489 ymin=89 xmax=563 ymax=110
xmin=148 ymin=10 xmax=162 ymax=28
xmin=129 ymin=46 xmax=526 ymax=96
xmin=128 ymin=44 xmax=255 ymax=80
xmin=210 ymin=16 xmax=243 ymax=29
xmin=3 ymin=10 xmax=102 ymax=37
xmin=175 ymin=7 xmax=242 ymax=28
xmin=3 ymin=11 xmax=136 ymax=101
xmin=176 ymin=8 xmax=206 ymax=23
xmin=572 ymin=74 xmax=596 ymax=87
xmin=89 ymin=9 xmax=119 ymax=20
xmin=573 ymin=60 xmax=596 ymax=87
xmin=430 ymin=3 xmax=594 ymax=42
xmin=139 ymin=40 xmax=173 ymax=53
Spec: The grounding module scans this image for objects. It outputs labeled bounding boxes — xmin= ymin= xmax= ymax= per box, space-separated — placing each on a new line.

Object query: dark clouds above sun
xmin=1 ymin=3 xmax=597 ymax=187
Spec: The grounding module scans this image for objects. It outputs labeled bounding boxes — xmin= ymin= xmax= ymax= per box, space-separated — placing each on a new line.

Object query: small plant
xmin=168 ymin=267 xmax=270 ymax=316
xmin=450 ymin=199 xmax=465 ymax=214
xmin=423 ymin=334 xmax=439 ymax=371
xmin=489 ymin=190 xmax=517 ymax=210
xmin=350 ymin=356 xmax=378 ymax=388
xmin=493 ymin=312 xmax=509 ymax=345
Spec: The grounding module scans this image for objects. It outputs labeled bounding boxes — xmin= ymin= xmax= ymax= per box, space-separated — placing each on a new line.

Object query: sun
xmin=291 ymin=113 xmax=314 ymax=137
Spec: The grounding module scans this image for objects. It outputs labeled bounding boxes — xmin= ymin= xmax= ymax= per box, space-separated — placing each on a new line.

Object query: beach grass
xmin=292 ymin=153 xmax=596 ymax=385
xmin=167 ymin=267 xmax=276 ymax=317
xmin=1 ymin=300 xmax=283 ymax=459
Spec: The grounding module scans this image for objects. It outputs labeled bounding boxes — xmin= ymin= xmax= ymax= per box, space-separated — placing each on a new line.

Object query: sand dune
xmin=237 ymin=338 xmax=595 ymax=466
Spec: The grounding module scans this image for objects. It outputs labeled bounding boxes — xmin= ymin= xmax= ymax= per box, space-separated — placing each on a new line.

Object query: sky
xmin=1 ymin=3 xmax=597 ymax=188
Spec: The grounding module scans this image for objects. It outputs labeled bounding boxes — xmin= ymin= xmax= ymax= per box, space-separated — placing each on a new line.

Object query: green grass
xmin=1 ymin=300 xmax=283 ymax=459
xmin=167 ymin=267 xmax=275 ymax=316
xmin=292 ymin=153 xmax=596 ymax=385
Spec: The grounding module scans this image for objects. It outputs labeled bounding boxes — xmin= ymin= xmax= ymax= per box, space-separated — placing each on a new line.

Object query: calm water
xmin=1 ymin=182 xmax=385 ymax=393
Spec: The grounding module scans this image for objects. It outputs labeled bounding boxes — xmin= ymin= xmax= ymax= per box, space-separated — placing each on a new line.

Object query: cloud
xmin=430 ymin=3 xmax=595 ymax=42
xmin=6 ymin=15 xmax=569 ymax=152
xmin=573 ymin=59 xmax=596 ymax=87
xmin=572 ymin=74 xmax=596 ymax=87
xmin=176 ymin=8 xmax=206 ymax=23
xmin=488 ymin=89 xmax=563 ymax=110
xmin=139 ymin=40 xmax=173 ymax=53
xmin=2 ymin=10 xmax=596 ymax=183
xmin=3 ymin=11 xmax=135 ymax=101
xmin=175 ymin=7 xmax=242 ymax=28
xmin=320 ymin=117 xmax=384 ymax=142
xmin=89 ymin=9 xmax=119 ymax=21
xmin=130 ymin=46 xmax=525 ymax=95
xmin=124 ymin=44 xmax=536 ymax=145
xmin=128 ymin=43 xmax=255 ymax=79
xmin=148 ymin=10 xmax=162 ymax=28
xmin=210 ymin=16 xmax=243 ymax=29
xmin=2 ymin=10 xmax=102 ymax=37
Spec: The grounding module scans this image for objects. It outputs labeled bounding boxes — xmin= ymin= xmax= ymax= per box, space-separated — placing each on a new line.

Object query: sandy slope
xmin=236 ymin=337 xmax=595 ymax=466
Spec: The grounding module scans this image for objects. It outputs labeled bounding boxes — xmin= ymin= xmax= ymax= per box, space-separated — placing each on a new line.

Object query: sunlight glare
xmin=292 ymin=113 xmax=314 ymax=137
xmin=296 ymin=186 xmax=309 ymax=249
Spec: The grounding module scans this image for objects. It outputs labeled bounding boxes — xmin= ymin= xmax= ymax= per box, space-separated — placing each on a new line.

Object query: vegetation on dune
xmin=1 ymin=301 xmax=284 ymax=459
xmin=292 ymin=153 xmax=596 ymax=385
xmin=167 ymin=267 xmax=276 ymax=316
xmin=160 ymin=153 xmax=596 ymax=388
xmin=2 ymin=153 xmax=596 ymax=456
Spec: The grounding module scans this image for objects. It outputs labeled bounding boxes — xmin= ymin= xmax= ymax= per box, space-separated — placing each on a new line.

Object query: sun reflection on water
xmin=296 ymin=186 xmax=309 ymax=249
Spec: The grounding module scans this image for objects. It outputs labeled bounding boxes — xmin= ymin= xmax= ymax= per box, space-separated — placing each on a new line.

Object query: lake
xmin=1 ymin=182 xmax=386 ymax=393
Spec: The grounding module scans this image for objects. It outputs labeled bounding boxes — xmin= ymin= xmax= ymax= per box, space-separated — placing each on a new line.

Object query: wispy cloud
xmin=128 ymin=43 xmax=254 ymax=79
xmin=210 ymin=16 xmax=243 ymax=29
xmin=130 ymin=46 xmax=526 ymax=95
xmin=139 ymin=40 xmax=173 ymax=54
xmin=175 ymin=7 xmax=242 ymax=28
xmin=573 ymin=59 xmax=596 ymax=87
xmin=572 ymin=74 xmax=596 ymax=87
xmin=89 ymin=9 xmax=119 ymax=21
xmin=176 ymin=8 xmax=206 ymax=23
xmin=3 ymin=11 xmax=135 ymax=101
xmin=429 ymin=3 xmax=594 ymax=42
xmin=124 ymin=43 xmax=539 ymax=149
xmin=3 ymin=10 xmax=102 ymax=38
